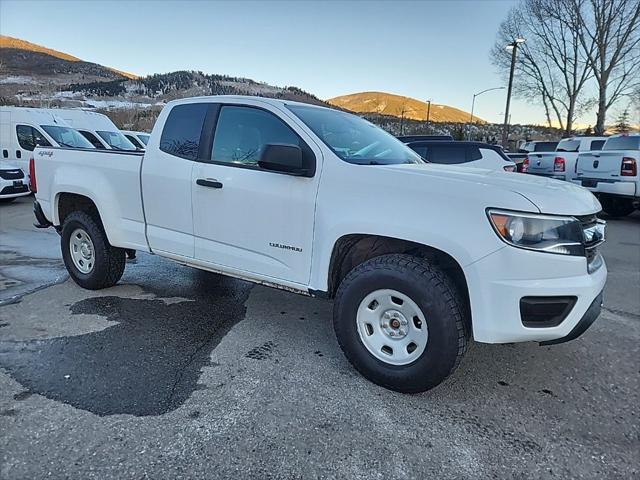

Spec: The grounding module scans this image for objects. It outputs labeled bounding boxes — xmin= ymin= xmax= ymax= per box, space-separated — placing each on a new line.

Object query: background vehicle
xmin=574 ymin=133 xmax=639 ymax=217
xmin=0 ymin=162 xmax=29 ymax=203
xmin=122 ymin=130 xmax=150 ymax=150
xmin=32 ymin=95 xmax=606 ymax=393
xmin=402 ymin=139 xmax=517 ymax=171
xmin=507 ymin=140 xmax=559 ymax=171
xmin=0 ymin=106 xmax=93 ymax=175
xmin=524 ymin=136 xmax=607 ymax=181
xmin=396 ymin=135 xmax=453 ymax=142
xmin=54 ymin=109 xmax=138 ymax=151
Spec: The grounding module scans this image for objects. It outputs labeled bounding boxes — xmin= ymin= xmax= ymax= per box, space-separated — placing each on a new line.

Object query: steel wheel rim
xmin=69 ymin=228 xmax=95 ymax=274
xmin=356 ymin=289 xmax=428 ymax=366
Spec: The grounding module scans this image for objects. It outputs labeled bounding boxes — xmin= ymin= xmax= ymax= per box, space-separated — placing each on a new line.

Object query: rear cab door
xmin=141 ymin=102 xmax=211 ymax=258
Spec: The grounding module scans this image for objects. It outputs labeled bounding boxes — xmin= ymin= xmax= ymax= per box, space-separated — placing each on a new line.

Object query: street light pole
xmin=426 ymin=99 xmax=432 ymax=126
xmin=467 ymin=87 xmax=504 ymax=140
xmin=501 ymin=38 xmax=525 ymax=148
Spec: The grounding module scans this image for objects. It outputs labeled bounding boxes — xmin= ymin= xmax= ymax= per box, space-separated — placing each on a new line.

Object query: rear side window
xmin=16 ymin=125 xmax=52 ymax=151
xmin=407 ymin=144 xmax=429 ymax=160
xmin=556 ymin=139 xmax=580 ymax=152
xmin=533 ymin=142 xmax=558 ymax=152
xmin=428 ymin=145 xmax=467 ymax=164
xmin=211 ymin=106 xmax=302 ymax=166
xmin=603 ymin=136 xmax=640 ymax=150
xmin=590 ymin=140 xmax=605 ymax=151
xmin=467 ymin=146 xmax=483 ymax=161
xmin=79 ymin=131 xmax=106 ymax=149
xmin=160 ymin=103 xmax=209 ymax=160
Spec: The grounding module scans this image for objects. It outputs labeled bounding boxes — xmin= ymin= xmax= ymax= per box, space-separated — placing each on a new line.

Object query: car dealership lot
xmin=1 ymin=196 xmax=639 ymax=479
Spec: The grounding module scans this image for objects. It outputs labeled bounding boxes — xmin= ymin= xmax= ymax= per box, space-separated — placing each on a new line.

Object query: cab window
xmin=211 ymin=106 xmax=303 ymax=166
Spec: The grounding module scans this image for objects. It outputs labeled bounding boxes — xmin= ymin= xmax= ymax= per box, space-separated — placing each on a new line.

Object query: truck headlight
xmin=487 ymin=209 xmax=584 ymax=256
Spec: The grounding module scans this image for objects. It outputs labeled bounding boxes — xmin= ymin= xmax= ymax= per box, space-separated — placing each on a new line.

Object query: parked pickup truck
xmin=524 ymin=136 xmax=607 ymax=182
xmin=31 ymin=96 xmax=607 ymax=393
xmin=573 ymin=133 xmax=639 ymax=217
xmin=507 ymin=140 xmax=559 ymax=172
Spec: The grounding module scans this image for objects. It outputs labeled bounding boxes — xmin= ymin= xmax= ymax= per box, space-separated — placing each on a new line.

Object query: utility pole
xmin=426 ymin=99 xmax=431 ymax=126
xmin=501 ymin=38 xmax=525 ymax=148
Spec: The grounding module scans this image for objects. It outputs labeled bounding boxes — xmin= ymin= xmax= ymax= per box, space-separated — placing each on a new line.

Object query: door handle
xmin=196 ymin=178 xmax=223 ymax=189
xmin=2 ymin=150 xmax=7 ymax=158
xmin=16 ymin=150 xmax=21 ymax=159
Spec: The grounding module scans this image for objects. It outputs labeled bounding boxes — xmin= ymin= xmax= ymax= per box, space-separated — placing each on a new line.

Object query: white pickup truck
xmin=31 ymin=96 xmax=607 ymax=392
xmin=574 ymin=133 xmax=639 ymax=217
xmin=524 ymin=136 xmax=607 ymax=182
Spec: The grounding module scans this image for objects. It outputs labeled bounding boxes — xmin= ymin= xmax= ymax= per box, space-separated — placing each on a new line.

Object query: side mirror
xmin=258 ymin=143 xmax=310 ymax=176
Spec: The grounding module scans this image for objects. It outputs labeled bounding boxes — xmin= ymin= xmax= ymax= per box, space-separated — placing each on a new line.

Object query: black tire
xmin=333 ymin=254 xmax=468 ymax=393
xmin=0 ymin=197 xmax=16 ymax=203
xmin=600 ymin=195 xmax=636 ymax=217
xmin=61 ymin=211 xmax=126 ymax=290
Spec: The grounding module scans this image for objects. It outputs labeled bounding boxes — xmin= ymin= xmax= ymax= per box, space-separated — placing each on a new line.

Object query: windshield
xmin=603 ymin=136 xmax=640 ymax=151
xmin=137 ymin=134 xmax=150 ymax=145
xmin=40 ymin=125 xmax=95 ymax=149
xmin=96 ymin=130 xmax=138 ymax=151
xmin=287 ymin=105 xmax=423 ymax=165
xmin=556 ymin=139 xmax=580 ymax=152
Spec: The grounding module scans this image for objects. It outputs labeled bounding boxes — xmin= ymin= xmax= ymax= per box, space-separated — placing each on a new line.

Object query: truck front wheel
xmin=333 ymin=254 xmax=468 ymax=393
xmin=61 ymin=211 xmax=126 ymax=290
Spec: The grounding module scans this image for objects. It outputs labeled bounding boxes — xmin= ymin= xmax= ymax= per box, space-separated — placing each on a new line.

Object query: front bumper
xmin=465 ymin=245 xmax=607 ymax=344
xmin=572 ymin=178 xmax=637 ymax=198
xmin=0 ymin=182 xmax=30 ymax=199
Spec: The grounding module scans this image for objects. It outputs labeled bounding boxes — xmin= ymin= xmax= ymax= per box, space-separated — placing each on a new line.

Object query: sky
xmin=0 ymin=0 xmax=563 ymax=125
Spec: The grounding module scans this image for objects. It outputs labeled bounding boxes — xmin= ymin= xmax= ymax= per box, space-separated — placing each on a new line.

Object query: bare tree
xmin=573 ymin=0 xmax=640 ymax=134
xmin=492 ymin=0 xmax=595 ymax=135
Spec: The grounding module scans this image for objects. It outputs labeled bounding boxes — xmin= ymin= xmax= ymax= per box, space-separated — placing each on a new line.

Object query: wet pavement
xmin=1 ymin=196 xmax=639 ymax=479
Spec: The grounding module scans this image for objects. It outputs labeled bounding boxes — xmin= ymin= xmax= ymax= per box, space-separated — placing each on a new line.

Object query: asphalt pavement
xmin=1 ymin=195 xmax=639 ymax=479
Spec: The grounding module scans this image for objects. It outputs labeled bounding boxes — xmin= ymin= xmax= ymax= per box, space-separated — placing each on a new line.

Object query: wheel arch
xmin=326 ymin=234 xmax=470 ymax=328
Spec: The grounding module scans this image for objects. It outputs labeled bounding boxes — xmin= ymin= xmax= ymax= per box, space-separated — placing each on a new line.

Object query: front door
xmin=191 ymin=103 xmax=321 ymax=285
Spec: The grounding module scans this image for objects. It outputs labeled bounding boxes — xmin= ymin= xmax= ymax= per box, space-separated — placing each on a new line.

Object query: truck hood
xmin=385 ymin=163 xmax=601 ymax=216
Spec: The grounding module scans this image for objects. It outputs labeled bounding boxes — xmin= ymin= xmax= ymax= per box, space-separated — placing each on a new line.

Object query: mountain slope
xmin=0 ymin=35 xmax=138 ymax=81
xmin=327 ymin=91 xmax=485 ymax=124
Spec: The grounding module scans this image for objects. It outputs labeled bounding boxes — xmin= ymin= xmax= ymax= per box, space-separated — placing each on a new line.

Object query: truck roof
xmin=164 ymin=95 xmax=334 ymax=112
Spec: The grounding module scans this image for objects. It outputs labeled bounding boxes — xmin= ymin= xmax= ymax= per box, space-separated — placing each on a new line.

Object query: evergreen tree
xmin=614 ymin=109 xmax=631 ymax=134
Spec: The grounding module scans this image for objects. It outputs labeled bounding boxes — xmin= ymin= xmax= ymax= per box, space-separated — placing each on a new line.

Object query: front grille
xmin=0 ymin=184 xmax=29 ymax=195
xmin=0 ymin=169 xmax=24 ymax=180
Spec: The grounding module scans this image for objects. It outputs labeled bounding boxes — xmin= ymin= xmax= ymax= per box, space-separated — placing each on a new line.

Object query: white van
xmin=122 ymin=130 xmax=150 ymax=150
xmin=0 ymin=106 xmax=94 ymax=174
xmin=54 ymin=109 xmax=137 ymax=151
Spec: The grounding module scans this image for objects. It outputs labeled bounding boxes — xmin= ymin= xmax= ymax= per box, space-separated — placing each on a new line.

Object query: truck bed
xmin=34 ymin=146 xmax=148 ymax=250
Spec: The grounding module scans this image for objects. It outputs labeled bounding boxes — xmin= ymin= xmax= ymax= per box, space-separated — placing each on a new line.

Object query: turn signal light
xmin=522 ymin=157 xmax=529 ymax=173
xmin=554 ymin=156 xmax=565 ymax=172
xmin=621 ymin=157 xmax=637 ymax=176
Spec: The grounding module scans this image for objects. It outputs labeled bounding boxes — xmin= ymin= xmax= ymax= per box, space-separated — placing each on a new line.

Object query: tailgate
xmin=577 ymin=151 xmax=625 ymax=178
xmin=527 ymin=152 xmax=556 ymax=175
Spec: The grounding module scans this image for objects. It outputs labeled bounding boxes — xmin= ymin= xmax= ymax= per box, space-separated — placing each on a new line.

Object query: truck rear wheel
xmin=600 ymin=195 xmax=636 ymax=217
xmin=61 ymin=211 xmax=126 ymax=290
xmin=333 ymin=254 xmax=468 ymax=393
